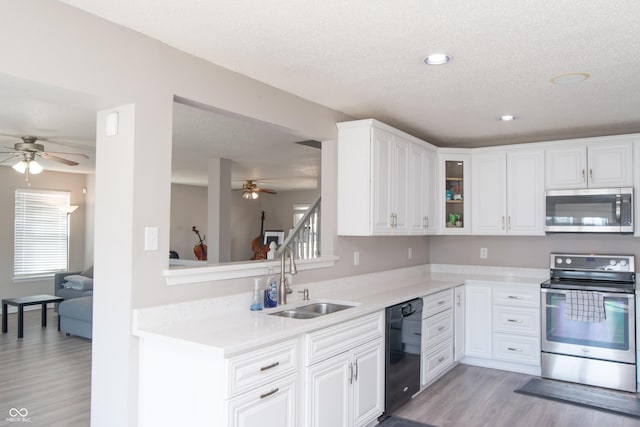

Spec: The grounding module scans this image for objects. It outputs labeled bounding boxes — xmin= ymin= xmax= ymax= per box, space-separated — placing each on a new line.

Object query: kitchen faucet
xmin=277 ymin=247 xmax=297 ymax=305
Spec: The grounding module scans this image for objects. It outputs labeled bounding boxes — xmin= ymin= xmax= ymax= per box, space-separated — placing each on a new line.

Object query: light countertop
xmin=133 ymin=264 xmax=547 ymax=356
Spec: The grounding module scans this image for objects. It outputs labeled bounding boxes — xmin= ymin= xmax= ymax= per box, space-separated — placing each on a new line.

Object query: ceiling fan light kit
xmin=1 ymin=135 xmax=89 ymax=182
xmin=12 ymin=159 xmax=43 ymax=174
xmin=238 ymin=180 xmax=277 ymax=200
xmin=242 ymin=190 xmax=259 ymax=200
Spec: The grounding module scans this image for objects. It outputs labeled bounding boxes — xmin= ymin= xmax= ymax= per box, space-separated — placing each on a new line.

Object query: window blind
xmin=14 ymin=189 xmax=70 ymax=279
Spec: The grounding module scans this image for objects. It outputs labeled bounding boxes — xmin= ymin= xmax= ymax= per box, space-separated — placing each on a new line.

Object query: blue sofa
xmin=54 ymin=270 xmax=93 ymax=339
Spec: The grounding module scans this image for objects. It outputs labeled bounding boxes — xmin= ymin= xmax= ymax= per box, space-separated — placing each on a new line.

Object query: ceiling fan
xmin=237 ymin=180 xmax=277 ymax=200
xmin=0 ymin=135 xmax=90 ymax=181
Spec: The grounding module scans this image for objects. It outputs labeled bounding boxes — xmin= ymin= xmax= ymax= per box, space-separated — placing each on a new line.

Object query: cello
xmin=250 ymin=211 xmax=270 ymax=260
xmin=192 ymin=226 xmax=208 ymax=261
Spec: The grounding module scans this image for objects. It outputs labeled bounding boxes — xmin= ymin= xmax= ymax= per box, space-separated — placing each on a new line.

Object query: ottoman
xmin=58 ymin=296 xmax=93 ymax=339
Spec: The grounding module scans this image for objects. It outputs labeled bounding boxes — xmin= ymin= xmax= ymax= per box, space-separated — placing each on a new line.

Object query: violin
xmin=192 ymin=226 xmax=208 ymax=261
xmin=250 ymin=211 xmax=270 ymax=260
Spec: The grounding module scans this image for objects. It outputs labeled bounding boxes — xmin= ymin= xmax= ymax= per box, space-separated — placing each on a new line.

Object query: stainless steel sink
xmin=269 ymin=309 xmax=321 ymax=319
xmin=269 ymin=302 xmax=355 ymax=319
xmin=296 ymin=302 xmax=354 ymax=315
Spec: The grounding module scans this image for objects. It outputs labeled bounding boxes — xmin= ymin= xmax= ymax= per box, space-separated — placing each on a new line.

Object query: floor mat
xmin=378 ymin=415 xmax=437 ymax=427
xmin=515 ymin=378 xmax=640 ymax=418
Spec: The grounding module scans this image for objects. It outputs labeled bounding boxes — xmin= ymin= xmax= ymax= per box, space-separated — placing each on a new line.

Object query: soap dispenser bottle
xmin=263 ymin=268 xmax=278 ymax=308
xmin=250 ymin=278 xmax=263 ymax=311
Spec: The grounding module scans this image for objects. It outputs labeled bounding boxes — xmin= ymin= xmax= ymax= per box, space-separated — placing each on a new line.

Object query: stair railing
xmin=274 ymin=195 xmax=321 ymax=260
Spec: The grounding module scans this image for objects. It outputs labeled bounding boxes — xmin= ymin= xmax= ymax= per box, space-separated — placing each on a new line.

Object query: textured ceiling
xmin=59 ymin=0 xmax=640 ymax=147
xmin=4 ymin=1 xmax=640 ymax=186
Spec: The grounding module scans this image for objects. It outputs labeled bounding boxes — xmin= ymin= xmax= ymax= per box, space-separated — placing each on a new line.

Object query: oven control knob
xmin=610 ymin=260 xmax=617 ymax=266
xmin=556 ymin=258 xmax=563 ymax=264
xmin=565 ymin=258 xmax=572 ymax=265
xmin=620 ymin=260 xmax=628 ymax=267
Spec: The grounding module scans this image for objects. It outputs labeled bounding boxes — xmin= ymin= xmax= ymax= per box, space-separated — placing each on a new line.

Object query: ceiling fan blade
xmin=44 ymin=150 xmax=90 ymax=159
xmin=0 ymin=154 xmax=20 ymax=165
xmin=258 ymin=188 xmax=277 ymax=194
xmin=39 ymin=152 xmax=79 ymax=166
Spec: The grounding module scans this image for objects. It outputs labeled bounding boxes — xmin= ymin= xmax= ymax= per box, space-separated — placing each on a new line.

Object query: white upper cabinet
xmin=472 ymin=149 xmax=545 ymax=235
xmin=438 ymin=151 xmax=471 ymax=234
xmin=545 ymin=139 xmax=633 ymax=189
xmin=471 ymin=152 xmax=507 ymax=234
xmin=408 ymin=144 xmax=436 ymax=234
xmin=337 ymin=119 xmax=436 ymax=236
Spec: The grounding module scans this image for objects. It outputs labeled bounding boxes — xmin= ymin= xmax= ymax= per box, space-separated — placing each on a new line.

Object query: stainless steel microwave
xmin=545 ymin=187 xmax=634 ymax=233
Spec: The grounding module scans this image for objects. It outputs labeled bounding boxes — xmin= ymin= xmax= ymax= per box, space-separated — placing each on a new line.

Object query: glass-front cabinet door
xmin=439 ymin=152 xmax=471 ymax=233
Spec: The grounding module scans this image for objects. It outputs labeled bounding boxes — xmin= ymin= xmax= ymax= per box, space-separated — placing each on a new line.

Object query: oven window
xmin=545 ymin=293 xmax=630 ymax=350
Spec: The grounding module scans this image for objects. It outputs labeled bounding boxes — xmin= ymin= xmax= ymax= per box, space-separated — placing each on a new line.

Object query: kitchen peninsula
xmin=134 ymin=263 xmax=547 ymax=427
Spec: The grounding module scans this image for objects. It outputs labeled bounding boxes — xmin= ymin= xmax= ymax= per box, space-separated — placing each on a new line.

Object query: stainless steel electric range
xmin=540 ymin=253 xmax=637 ymax=392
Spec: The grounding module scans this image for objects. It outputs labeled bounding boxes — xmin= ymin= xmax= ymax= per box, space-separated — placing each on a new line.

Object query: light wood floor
xmin=0 ymin=308 xmax=91 ymax=427
xmin=394 ymin=364 xmax=640 ymax=427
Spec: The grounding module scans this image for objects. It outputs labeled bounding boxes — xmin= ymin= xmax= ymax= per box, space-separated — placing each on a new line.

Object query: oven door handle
xmin=541 ymin=288 xmax=635 ymax=299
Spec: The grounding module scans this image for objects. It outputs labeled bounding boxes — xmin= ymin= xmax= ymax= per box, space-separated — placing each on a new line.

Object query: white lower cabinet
xmin=226 ymin=374 xmax=297 ymax=427
xmin=302 ymin=312 xmax=385 ymax=427
xmin=454 ymin=285 xmax=465 ymax=362
xmin=421 ymin=290 xmax=455 ymax=387
xmin=137 ymin=337 xmax=298 ymax=427
xmin=462 ymin=282 xmax=541 ymax=375
xmin=464 ymin=284 xmax=492 ymax=359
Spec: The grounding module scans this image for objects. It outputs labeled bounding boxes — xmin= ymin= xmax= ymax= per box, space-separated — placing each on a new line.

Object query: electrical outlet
xmin=408 ymin=248 xmax=413 ymax=260
xmin=480 ymin=247 xmax=488 ymax=259
xmin=353 ymin=251 xmax=360 ymax=266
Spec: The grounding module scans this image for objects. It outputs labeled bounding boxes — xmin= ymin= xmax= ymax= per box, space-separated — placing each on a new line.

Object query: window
xmin=293 ymin=204 xmax=310 ymax=227
xmin=14 ymin=189 xmax=71 ymax=279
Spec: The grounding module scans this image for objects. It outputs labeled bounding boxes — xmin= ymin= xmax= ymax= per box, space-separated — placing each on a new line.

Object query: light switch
xmin=145 ymin=226 xmax=159 ymax=251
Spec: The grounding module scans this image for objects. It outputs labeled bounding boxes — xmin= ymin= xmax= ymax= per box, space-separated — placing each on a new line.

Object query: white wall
xmin=170 ymin=183 xmax=208 ymax=261
xmin=0 ymin=166 xmax=88 ymax=304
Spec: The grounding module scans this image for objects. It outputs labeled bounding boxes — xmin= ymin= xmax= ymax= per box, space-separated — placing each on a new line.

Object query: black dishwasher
xmin=384 ymin=298 xmax=423 ymax=415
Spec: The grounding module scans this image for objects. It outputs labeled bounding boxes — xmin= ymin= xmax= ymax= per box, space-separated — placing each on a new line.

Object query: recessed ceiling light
xmin=424 ymin=53 xmax=451 ymax=65
xmin=499 ymin=115 xmax=517 ymax=121
xmin=550 ymin=72 xmax=590 ymax=85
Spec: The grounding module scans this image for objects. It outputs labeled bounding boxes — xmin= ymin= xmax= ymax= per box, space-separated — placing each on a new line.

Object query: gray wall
xmin=0 ymin=166 xmax=88 ymax=303
xmin=170 ymin=184 xmax=321 ymax=262
xmin=429 ymin=234 xmax=640 ymax=268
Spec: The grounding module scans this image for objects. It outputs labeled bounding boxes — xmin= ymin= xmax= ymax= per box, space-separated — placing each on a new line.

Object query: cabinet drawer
xmin=492 ymin=333 xmax=540 ymax=366
xmin=304 ymin=311 xmax=384 ymax=366
xmin=423 ymin=289 xmax=453 ymax=318
xmin=421 ymin=338 xmax=453 ymax=386
xmin=492 ymin=286 xmax=539 ymax=308
xmin=227 ymin=339 xmax=298 ymax=396
xmin=421 ymin=309 xmax=453 ymax=350
xmin=225 ymin=374 xmax=297 ymax=427
xmin=493 ymin=306 xmax=539 ymax=336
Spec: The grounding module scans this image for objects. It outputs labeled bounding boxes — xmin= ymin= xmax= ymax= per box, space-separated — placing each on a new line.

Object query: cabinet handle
xmin=437 ymin=326 xmax=445 ymax=331
xmin=438 ymin=300 xmax=445 ymax=305
xmin=507 ymin=319 xmax=523 ymax=323
xmin=501 ymin=216 xmax=505 ymax=230
xmin=426 ymin=216 xmax=429 ymax=229
xmin=437 ymin=356 xmax=445 ymax=363
xmin=349 ymin=363 xmax=353 ymax=384
xmin=413 ymin=332 xmax=422 ymax=336
xmin=582 ymin=169 xmax=586 ymax=182
xmin=354 ymin=360 xmax=359 ymax=381
xmin=507 ymin=295 xmax=520 ymax=300
xmin=260 ymin=388 xmax=280 ymax=399
xmin=589 ymin=169 xmax=593 ymax=182
xmin=507 ymin=347 xmax=523 ymax=353
xmin=260 ymin=361 xmax=280 ymax=371
xmin=507 ymin=216 xmax=511 ymax=230
xmin=456 ymin=295 xmax=461 ymax=305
